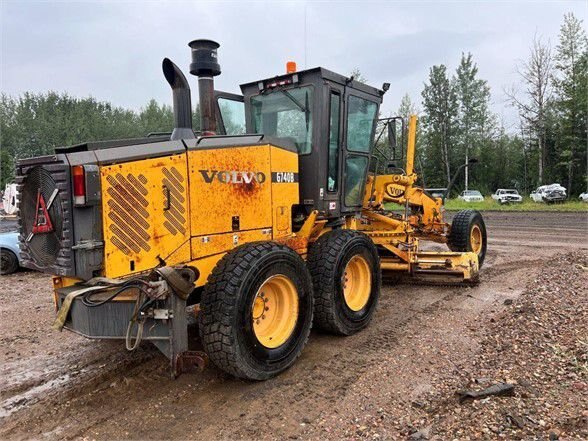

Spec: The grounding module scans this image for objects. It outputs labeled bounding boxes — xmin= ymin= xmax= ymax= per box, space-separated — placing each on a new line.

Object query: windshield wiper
xmin=281 ymin=90 xmax=307 ymax=113
xmin=281 ymin=89 xmax=311 ymax=131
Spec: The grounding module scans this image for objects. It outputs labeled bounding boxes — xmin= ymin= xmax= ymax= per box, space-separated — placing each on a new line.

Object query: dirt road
xmin=1 ymin=211 xmax=586 ymax=440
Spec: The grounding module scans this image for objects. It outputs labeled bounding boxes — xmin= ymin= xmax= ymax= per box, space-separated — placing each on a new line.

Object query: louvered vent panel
xmin=105 ymin=173 xmax=151 ymax=255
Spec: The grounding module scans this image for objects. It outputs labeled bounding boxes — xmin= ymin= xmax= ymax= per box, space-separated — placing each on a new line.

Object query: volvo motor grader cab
xmin=16 ymin=40 xmax=486 ymax=379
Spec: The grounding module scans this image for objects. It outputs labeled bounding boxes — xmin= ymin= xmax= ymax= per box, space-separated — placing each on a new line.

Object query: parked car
xmin=492 ymin=189 xmax=523 ymax=204
xmin=0 ymin=231 xmax=22 ymax=274
xmin=426 ymin=188 xmax=447 ymax=199
xmin=530 ymin=184 xmax=567 ymax=203
xmin=579 ymin=192 xmax=588 ymax=203
xmin=458 ymin=190 xmax=484 ymax=203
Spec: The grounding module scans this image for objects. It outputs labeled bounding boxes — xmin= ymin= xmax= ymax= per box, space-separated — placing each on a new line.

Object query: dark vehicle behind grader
xmin=16 ymin=39 xmax=487 ymax=379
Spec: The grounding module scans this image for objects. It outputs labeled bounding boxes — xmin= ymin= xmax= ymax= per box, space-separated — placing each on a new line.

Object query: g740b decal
xmin=271 ymin=172 xmax=299 ymax=183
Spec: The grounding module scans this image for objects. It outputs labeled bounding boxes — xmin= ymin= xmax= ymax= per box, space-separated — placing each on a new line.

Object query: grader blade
xmin=380 ymin=251 xmax=480 ymax=286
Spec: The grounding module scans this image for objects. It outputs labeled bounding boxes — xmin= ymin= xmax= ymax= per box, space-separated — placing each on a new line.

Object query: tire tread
xmin=198 ymin=241 xmax=312 ymax=380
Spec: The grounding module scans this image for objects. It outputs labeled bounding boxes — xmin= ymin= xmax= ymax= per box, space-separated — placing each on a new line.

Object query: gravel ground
xmin=0 ymin=211 xmax=586 ymax=440
xmin=302 ymin=251 xmax=587 ymax=440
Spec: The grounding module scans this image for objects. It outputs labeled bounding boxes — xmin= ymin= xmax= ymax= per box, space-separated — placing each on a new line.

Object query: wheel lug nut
xmin=265 ymin=307 xmax=269 ymax=311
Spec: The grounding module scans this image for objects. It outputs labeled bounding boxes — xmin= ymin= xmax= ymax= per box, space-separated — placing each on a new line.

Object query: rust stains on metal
xmin=277 ymin=236 xmax=309 ymax=254
xmin=174 ymin=351 xmax=208 ymax=375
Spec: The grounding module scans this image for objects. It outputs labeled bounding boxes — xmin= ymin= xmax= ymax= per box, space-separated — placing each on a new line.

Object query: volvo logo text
xmin=199 ymin=170 xmax=266 ymax=184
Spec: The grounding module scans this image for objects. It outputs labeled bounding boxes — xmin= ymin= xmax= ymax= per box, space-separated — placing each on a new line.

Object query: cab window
xmin=346 ymin=95 xmax=377 ymax=153
xmin=218 ymin=98 xmax=246 ymax=135
xmin=327 ymin=92 xmax=341 ymax=192
xmin=251 ymin=86 xmax=314 ymax=154
xmin=344 ymin=156 xmax=368 ymax=206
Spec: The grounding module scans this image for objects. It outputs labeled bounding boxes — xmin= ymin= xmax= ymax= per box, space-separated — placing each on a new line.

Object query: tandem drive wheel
xmin=199 ymin=242 xmax=313 ymax=380
xmin=307 ymin=230 xmax=381 ymax=335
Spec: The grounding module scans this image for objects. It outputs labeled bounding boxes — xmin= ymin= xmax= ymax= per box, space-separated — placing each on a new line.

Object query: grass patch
xmin=444 ymin=197 xmax=587 ymax=212
xmin=385 ymin=197 xmax=588 ymax=212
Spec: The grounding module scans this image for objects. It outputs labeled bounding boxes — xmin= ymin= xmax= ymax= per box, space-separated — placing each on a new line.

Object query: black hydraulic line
xmin=81 ymin=281 xmax=150 ymax=307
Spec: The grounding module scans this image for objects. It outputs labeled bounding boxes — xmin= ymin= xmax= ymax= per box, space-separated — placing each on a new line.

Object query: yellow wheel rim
xmin=342 ymin=255 xmax=372 ymax=311
xmin=470 ymin=225 xmax=483 ymax=254
xmin=252 ymin=275 xmax=299 ymax=349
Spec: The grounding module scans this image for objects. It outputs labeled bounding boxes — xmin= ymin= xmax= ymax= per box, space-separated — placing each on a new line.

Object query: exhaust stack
xmin=162 ymin=58 xmax=195 ymax=140
xmin=189 ymin=39 xmax=221 ymax=135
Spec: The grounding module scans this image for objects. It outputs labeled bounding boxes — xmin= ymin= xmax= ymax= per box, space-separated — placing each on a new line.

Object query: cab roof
xmin=240 ymin=66 xmax=384 ymax=98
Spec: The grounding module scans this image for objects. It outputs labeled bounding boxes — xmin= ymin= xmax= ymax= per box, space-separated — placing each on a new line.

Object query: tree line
xmin=0 ymin=95 xmax=204 ymax=188
xmin=1 ymin=13 xmax=586 ymax=196
xmin=409 ymin=12 xmax=587 ymax=196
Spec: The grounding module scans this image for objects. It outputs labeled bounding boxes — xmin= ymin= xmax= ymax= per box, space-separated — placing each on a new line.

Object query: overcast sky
xmin=1 ymin=0 xmax=586 ymax=131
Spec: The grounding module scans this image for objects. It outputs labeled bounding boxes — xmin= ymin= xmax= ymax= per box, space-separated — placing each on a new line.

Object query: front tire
xmin=199 ymin=242 xmax=313 ymax=380
xmin=448 ymin=209 xmax=487 ymax=267
xmin=307 ymin=230 xmax=381 ymax=335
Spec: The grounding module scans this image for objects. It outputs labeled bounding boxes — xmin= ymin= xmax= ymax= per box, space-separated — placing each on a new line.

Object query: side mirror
xmin=387 ymin=121 xmax=397 ymax=152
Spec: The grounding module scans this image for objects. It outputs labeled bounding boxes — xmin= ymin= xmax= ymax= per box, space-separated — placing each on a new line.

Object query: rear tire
xmin=448 ymin=209 xmax=487 ymax=267
xmin=307 ymin=230 xmax=381 ymax=335
xmin=199 ymin=242 xmax=313 ymax=380
xmin=0 ymin=249 xmax=19 ymax=275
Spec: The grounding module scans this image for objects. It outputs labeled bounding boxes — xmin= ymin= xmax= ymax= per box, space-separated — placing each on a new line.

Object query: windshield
xmin=464 ymin=191 xmax=482 ymax=196
xmin=251 ymin=86 xmax=313 ymax=154
xmin=504 ymin=190 xmax=518 ymax=194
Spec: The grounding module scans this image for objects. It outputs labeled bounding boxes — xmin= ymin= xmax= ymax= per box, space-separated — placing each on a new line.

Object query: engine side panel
xmin=188 ymin=145 xmax=273 ymax=237
xmin=101 ymin=153 xmax=190 ymax=278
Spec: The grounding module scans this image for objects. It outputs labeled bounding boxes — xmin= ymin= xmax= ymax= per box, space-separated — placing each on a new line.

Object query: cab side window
xmin=327 ymin=92 xmax=341 ymax=192
xmin=346 ymin=95 xmax=377 ymax=152
xmin=218 ymin=98 xmax=246 ymax=135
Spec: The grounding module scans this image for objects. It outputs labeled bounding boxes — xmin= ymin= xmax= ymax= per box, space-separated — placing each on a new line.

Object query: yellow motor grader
xmin=16 ymin=39 xmax=486 ymax=379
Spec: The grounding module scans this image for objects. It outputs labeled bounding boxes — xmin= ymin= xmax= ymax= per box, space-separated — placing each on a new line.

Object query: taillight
xmin=72 ymin=165 xmax=86 ymax=205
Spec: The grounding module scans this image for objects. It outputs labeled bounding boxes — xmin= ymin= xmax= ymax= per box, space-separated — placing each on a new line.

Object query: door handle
xmin=163 ymin=185 xmax=171 ymax=210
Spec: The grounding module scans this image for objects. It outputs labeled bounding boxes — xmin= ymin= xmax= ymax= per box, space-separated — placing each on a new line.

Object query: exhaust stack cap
xmin=189 ymin=39 xmax=221 ymax=77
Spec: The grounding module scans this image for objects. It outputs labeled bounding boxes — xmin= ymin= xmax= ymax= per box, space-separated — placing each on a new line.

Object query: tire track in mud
xmin=0 ymin=273 xmax=483 ymax=440
xmin=0 ymin=346 xmax=156 ymax=421
xmin=214 ymin=245 xmax=550 ymax=439
xmin=205 ymin=291 xmax=459 ymax=439
xmin=213 ymin=257 xmax=532 ymax=439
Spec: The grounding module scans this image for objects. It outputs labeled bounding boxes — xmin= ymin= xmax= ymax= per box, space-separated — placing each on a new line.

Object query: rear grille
xmin=105 ymin=173 xmax=151 ymax=255
xmin=16 ymin=155 xmax=74 ymax=275
xmin=162 ymin=166 xmax=187 ymax=236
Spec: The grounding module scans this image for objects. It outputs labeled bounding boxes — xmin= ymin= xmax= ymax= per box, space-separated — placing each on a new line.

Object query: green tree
xmin=138 ymin=99 xmax=174 ymax=135
xmin=349 ymin=68 xmax=368 ymax=84
xmin=508 ymin=35 xmax=554 ymax=186
xmin=397 ymin=93 xmax=418 ymax=118
xmin=455 ymin=53 xmax=492 ymax=190
xmin=421 ymin=65 xmax=459 ymax=187
xmin=0 ymin=92 xmax=179 ymax=187
xmin=553 ymin=12 xmax=588 ymax=195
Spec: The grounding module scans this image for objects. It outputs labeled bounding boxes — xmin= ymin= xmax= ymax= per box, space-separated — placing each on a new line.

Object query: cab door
xmin=323 ymin=84 xmax=344 ymax=216
xmin=341 ymin=90 xmax=379 ymax=212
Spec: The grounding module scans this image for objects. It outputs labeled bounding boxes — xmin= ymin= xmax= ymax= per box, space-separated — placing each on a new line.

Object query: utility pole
xmin=465 ymin=143 xmax=469 ymax=191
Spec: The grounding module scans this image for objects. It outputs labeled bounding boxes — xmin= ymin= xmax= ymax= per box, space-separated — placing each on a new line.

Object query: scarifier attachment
xmin=380 ymin=251 xmax=480 ymax=286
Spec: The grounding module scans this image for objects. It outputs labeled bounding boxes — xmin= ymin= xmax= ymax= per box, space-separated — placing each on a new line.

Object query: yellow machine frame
xmin=277 ymin=115 xmax=479 ymax=284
